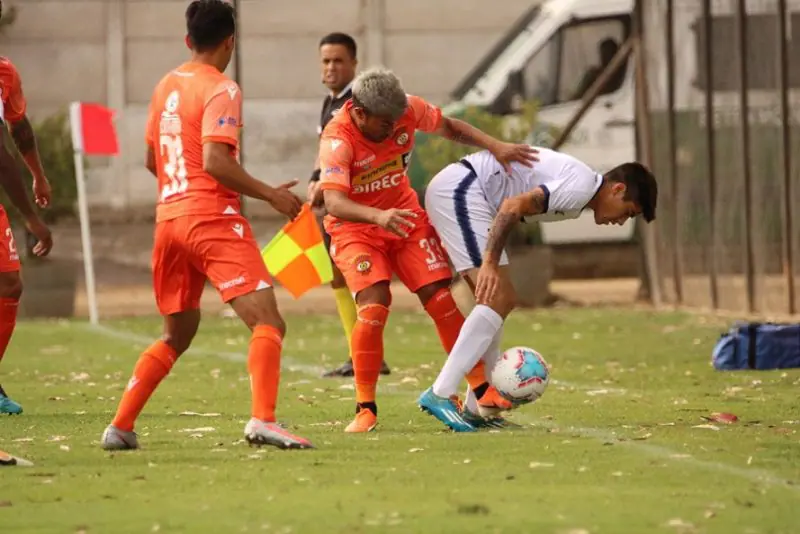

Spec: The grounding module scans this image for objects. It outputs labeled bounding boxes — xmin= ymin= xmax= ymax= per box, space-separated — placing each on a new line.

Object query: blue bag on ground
xmin=712 ymin=322 xmax=800 ymax=370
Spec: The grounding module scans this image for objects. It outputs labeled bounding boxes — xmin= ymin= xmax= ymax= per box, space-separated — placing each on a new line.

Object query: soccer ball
xmin=489 ymin=346 xmax=550 ymax=406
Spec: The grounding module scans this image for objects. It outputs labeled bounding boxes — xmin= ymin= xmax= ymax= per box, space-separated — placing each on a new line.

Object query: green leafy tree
xmin=1 ymin=111 xmax=79 ymax=225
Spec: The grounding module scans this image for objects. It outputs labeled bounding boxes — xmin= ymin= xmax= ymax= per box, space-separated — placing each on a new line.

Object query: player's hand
xmin=375 ymin=208 xmax=417 ymax=238
xmin=33 ymin=176 xmax=52 ymax=208
xmin=307 ymin=180 xmax=324 ymax=208
xmin=267 ymin=180 xmax=303 ymax=220
xmin=25 ymin=215 xmax=52 ymax=257
xmin=489 ymin=142 xmax=539 ymax=173
xmin=475 ymin=262 xmax=501 ymax=305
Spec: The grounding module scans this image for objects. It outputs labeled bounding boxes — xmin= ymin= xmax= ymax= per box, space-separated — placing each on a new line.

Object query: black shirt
xmin=310 ymin=84 xmax=352 ymax=182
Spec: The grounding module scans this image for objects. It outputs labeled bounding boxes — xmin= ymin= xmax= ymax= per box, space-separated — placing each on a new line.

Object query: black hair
xmin=319 ymin=32 xmax=357 ymax=59
xmin=186 ymin=0 xmax=236 ymax=52
xmin=605 ymin=162 xmax=658 ymax=222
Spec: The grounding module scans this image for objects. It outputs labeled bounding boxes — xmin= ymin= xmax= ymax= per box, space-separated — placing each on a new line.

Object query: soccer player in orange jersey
xmin=0 ymin=17 xmax=54 ymax=414
xmin=101 ymin=0 xmax=313 ymax=450
xmin=318 ymin=68 xmax=538 ymax=432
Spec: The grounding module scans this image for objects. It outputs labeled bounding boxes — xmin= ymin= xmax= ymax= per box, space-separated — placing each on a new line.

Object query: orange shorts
xmin=0 ymin=206 xmax=20 ymax=273
xmin=152 ymin=214 xmax=272 ymax=315
xmin=329 ymin=219 xmax=452 ymax=295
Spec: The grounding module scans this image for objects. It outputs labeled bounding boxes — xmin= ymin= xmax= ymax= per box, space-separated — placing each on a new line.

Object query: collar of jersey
xmin=330 ymin=81 xmax=353 ymax=100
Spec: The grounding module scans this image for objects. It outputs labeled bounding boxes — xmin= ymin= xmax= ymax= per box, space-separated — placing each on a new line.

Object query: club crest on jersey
xmin=165 ymin=90 xmax=179 ymax=113
xmin=395 ymin=130 xmax=409 ymax=146
xmin=353 ymin=253 xmax=372 ymax=274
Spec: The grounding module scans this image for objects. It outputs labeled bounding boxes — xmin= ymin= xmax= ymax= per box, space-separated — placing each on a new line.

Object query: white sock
xmin=463 ymin=325 xmax=504 ymax=413
xmin=432 ymin=305 xmax=504 ymax=398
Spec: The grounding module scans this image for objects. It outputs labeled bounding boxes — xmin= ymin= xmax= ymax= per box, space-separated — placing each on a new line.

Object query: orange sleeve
xmin=3 ymin=62 xmax=26 ymax=123
xmin=408 ymin=95 xmax=442 ymax=133
xmin=318 ymin=134 xmax=352 ymax=193
xmin=201 ymin=80 xmax=242 ymax=147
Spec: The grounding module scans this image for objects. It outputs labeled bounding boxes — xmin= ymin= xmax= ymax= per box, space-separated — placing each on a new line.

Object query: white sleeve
xmin=541 ymin=159 xmax=601 ymax=213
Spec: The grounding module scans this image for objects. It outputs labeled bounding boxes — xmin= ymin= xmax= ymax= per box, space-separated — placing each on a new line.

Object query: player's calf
xmin=344 ymin=281 xmax=392 ymax=431
xmin=0 ymin=271 xmax=23 ymax=415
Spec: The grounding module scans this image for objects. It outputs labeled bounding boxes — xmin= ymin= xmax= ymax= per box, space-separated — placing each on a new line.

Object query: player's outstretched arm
xmin=432 ymin=117 xmax=538 ymax=172
xmin=204 ymin=142 xmax=302 ymax=219
xmin=9 ymin=114 xmax=50 ymax=207
xmin=0 ymin=126 xmax=52 ymax=256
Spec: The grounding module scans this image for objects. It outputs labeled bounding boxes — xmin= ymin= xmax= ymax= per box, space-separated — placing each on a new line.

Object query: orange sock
xmin=0 ymin=298 xmax=19 ymax=363
xmin=424 ymin=289 xmax=487 ymax=390
xmin=112 ymin=340 xmax=177 ymax=432
xmin=352 ymin=304 xmax=389 ymax=405
xmin=248 ymin=325 xmax=283 ymax=422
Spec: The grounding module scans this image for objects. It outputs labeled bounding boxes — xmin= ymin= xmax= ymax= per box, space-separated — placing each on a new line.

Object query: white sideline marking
xmin=85 ymin=324 xmax=798 ymax=491
xmin=519 ymin=416 xmax=800 ymax=493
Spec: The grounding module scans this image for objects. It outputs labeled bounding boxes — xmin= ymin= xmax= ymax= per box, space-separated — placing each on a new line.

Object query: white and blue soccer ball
xmin=489 ymin=346 xmax=550 ymax=405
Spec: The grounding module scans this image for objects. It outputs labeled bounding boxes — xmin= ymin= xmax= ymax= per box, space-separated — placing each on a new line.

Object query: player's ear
xmin=184 ymin=34 xmax=192 ymax=50
xmin=612 ymin=182 xmax=626 ymax=197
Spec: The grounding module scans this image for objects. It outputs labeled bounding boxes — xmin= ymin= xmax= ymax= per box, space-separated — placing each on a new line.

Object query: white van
xmin=449 ymin=0 xmax=637 ymax=245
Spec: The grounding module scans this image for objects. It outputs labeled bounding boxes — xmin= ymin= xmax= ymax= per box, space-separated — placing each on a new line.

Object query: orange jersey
xmin=0 ymin=57 xmax=26 ymax=123
xmin=146 ymin=62 xmax=243 ymax=222
xmin=318 ymin=95 xmax=443 ymax=237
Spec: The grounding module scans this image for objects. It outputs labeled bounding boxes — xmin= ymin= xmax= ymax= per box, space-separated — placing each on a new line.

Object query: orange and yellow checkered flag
xmin=262 ymin=204 xmax=333 ymax=299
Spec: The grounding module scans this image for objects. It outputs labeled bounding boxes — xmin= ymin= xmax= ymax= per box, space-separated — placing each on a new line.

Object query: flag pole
xmin=69 ymin=102 xmax=99 ymax=325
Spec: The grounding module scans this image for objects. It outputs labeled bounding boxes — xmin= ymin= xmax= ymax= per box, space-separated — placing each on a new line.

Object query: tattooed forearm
xmin=11 ymin=116 xmax=36 ymax=155
xmin=484 ymin=211 xmax=519 ymax=265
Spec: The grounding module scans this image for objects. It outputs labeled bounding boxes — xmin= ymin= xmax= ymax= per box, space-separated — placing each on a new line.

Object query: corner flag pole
xmin=69 ymin=102 xmax=99 ymax=325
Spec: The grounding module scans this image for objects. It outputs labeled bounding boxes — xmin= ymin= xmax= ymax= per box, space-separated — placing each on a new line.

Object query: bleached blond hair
xmin=351 ymin=67 xmax=408 ymax=119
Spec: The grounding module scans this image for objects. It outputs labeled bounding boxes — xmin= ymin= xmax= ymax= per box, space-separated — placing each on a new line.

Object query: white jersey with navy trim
xmin=424 ymin=147 xmax=602 ymax=273
xmin=460 ymin=146 xmax=603 ymax=222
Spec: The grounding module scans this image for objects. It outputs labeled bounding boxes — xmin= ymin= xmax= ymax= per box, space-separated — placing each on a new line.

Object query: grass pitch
xmin=1 ymin=307 xmax=798 ymax=533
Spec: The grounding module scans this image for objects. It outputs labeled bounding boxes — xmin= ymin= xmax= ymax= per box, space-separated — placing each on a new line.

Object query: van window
xmin=557 ymin=18 xmax=629 ymax=103
xmin=521 ymin=37 xmax=559 ymax=106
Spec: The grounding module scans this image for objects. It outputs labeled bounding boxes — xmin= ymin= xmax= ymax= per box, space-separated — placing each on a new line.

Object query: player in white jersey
xmin=418 ymin=147 xmax=657 ymax=431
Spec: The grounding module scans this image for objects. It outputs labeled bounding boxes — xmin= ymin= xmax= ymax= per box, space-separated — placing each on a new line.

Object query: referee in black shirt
xmin=309 ymin=33 xmax=391 ymax=378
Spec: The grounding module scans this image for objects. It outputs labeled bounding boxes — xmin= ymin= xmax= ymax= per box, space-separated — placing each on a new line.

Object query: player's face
xmin=320 ymin=44 xmax=357 ymax=93
xmin=594 ymin=183 xmax=640 ymax=225
xmin=352 ymin=108 xmax=396 ymax=143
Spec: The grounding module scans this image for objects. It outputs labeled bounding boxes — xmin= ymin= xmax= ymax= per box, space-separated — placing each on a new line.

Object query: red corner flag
xmin=69 ymin=102 xmax=119 ymax=156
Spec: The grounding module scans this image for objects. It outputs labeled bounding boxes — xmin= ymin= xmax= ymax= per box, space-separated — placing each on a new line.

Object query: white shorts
xmin=424 ymin=160 xmax=509 ymax=274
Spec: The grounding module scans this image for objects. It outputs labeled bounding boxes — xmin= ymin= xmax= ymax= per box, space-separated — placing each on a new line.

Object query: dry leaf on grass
xmin=692 ymin=424 xmax=720 ymax=431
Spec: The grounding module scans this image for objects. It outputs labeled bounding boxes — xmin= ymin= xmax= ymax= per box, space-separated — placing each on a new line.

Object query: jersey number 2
xmin=159 ymin=135 xmax=188 ymax=200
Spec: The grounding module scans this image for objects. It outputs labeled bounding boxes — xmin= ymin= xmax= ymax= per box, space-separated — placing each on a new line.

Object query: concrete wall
xmin=1 ymin=0 xmax=534 ymax=217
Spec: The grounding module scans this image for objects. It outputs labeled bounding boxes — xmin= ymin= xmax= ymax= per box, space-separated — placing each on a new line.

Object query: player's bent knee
xmin=162 ymin=309 xmax=201 ymax=355
xmin=230 ymin=288 xmax=286 ymax=336
xmin=415 ymin=278 xmax=453 ymax=306
xmin=0 ymin=271 xmax=23 ymax=300
xmin=355 ymin=281 xmax=392 ymax=308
